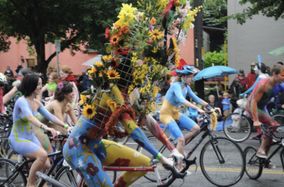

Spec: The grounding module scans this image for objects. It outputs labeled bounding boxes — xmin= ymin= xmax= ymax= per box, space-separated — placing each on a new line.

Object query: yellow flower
xmin=107 ymin=99 xmax=117 ymax=111
xmin=94 ymin=62 xmax=104 ymax=67
xmin=103 ymin=55 xmax=113 ymax=62
xmin=153 ymin=85 xmax=158 ymax=98
xmin=82 ymin=104 xmax=96 ymax=119
xmin=115 ymin=4 xmax=137 ymax=27
xmin=148 ymin=29 xmax=163 ymax=42
xmin=152 ymin=46 xmax=159 ymax=53
xmin=172 ymin=38 xmax=179 ymax=52
xmin=107 ymin=69 xmax=120 ymax=80
xmin=88 ymin=67 xmax=97 ymax=74
xmin=79 ymin=95 xmax=87 ymax=105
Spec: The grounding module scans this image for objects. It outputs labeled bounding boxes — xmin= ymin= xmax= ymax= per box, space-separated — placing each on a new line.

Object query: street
xmin=119 ymin=130 xmax=284 ymax=187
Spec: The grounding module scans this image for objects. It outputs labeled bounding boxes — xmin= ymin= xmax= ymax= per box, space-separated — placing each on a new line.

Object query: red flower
xmin=105 ymin=28 xmax=109 ymax=38
xmin=115 ymin=176 xmax=127 ymax=187
xmin=147 ymin=39 xmax=151 ymax=44
xmin=121 ymin=50 xmax=128 ymax=55
xmin=108 ymin=158 xmax=131 ymax=167
xmin=122 ymin=26 xmax=130 ymax=33
xmin=123 ymin=47 xmax=130 ymax=51
xmin=110 ymin=58 xmax=118 ymax=69
xmin=115 ymin=48 xmax=123 ymax=55
xmin=86 ymin=163 xmax=99 ymax=176
xmin=118 ymin=30 xmax=122 ymax=36
xmin=79 ymin=135 xmax=90 ymax=146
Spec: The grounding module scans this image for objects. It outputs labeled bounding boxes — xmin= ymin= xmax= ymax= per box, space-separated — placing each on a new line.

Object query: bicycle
xmin=244 ymin=124 xmax=284 ymax=180
xmin=54 ymin=157 xmax=193 ymax=187
xmin=0 ymin=131 xmax=69 ymax=187
xmin=0 ymin=113 xmax=13 ymax=158
xmin=138 ymin=111 xmax=245 ymax=187
xmin=223 ymin=109 xmax=284 ymax=143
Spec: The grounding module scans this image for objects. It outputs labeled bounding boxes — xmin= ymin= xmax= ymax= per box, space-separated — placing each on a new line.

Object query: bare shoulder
xmin=66 ymin=103 xmax=73 ymax=112
xmin=35 ymin=99 xmax=42 ymax=108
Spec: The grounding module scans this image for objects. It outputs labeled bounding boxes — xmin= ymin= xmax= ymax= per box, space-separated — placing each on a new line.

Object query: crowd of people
xmin=0 ymin=58 xmax=284 ymax=187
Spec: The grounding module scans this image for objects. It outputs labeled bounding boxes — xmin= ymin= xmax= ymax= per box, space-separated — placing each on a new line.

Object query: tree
xmin=203 ymin=51 xmax=228 ymax=68
xmin=0 ymin=0 xmax=137 ymax=74
xmin=228 ymin=0 xmax=284 ymax=24
xmin=0 ymin=33 xmax=11 ymax=52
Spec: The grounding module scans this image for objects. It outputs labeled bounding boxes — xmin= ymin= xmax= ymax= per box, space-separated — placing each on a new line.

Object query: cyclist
xmin=8 ymin=73 xmax=72 ymax=187
xmin=159 ymin=65 xmax=221 ymax=171
xmin=3 ymin=68 xmax=31 ymax=104
xmin=40 ymin=72 xmax=59 ymax=100
xmin=246 ymin=64 xmax=284 ymax=165
xmin=0 ymin=73 xmax=7 ymax=114
xmin=34 ymin=81 xmax=75 ymax=158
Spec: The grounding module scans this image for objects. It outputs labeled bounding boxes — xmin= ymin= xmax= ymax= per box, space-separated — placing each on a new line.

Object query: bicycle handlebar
xmin=36 ymin=171 xmax=67 ymax=187
xmin=157 ymin=157 xmax=196 ymax=187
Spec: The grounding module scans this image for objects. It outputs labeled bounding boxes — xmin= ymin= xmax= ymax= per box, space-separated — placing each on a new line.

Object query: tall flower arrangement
xmin=80 ymin=0 xmax=201 ymax=120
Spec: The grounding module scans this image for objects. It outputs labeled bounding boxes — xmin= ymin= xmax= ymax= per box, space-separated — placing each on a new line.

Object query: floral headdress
xmin=80 ymin=0 xmax=202 ymax=120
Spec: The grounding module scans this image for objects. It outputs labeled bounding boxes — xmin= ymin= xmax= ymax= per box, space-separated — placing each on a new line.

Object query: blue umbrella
xmin=193 ymin=66 xmax=238 ymax=81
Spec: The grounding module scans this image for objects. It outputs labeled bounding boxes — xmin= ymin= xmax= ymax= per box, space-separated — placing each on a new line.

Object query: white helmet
xmin=0 ymin=73 xmax=7 ymax=84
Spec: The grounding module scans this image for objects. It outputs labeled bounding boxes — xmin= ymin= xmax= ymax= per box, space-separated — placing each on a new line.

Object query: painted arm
xmin=3 ymin=86 xmax=18 ymax=104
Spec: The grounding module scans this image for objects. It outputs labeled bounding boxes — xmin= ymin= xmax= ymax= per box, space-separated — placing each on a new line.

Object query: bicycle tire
xmin=137 ymin=135 xmax=172 ymax=182
xmin=200 ymin=137 xmax=245 ymax=187
xmin=54 ymin=166 xmax=79 ymax=187
xmin=244 ymin=146 xmax=263 ymax=180
xmin=223 ymin=113 xmax=252 ymax=143
xmin=272 ymin=114 xmax=284 ymax=137
xmin=0 ymin=158 xmax=27 ymax=187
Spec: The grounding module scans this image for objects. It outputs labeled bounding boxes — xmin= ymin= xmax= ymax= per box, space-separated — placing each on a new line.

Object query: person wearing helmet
xmin=0 ymin=73 xmax=7 ymax=114
xmin=3 ymin=68 xmax=31 ymax=104
xmin=159 ymin=65 xmax=212 ymax=172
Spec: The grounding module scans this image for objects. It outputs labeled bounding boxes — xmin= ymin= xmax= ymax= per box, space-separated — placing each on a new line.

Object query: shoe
xmin=185 ymin=170 xmax=192 ymax=176
xmin=267 ymin=163 xmax=276 ymax=169
xmin=231 ymin=127 xmax=237 ymax=133
xmin=256 ymin=151 xmax=267 ymax=159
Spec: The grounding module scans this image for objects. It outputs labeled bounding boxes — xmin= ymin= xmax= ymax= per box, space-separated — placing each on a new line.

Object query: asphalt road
xmin=120 ymin=130 xmax=284 ymax=187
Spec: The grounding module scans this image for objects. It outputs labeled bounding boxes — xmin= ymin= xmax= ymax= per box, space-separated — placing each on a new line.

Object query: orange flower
xmin=150 ymin=17 xmax=156 ymax=25
xmin=110 ymin=34 xmax=119 ymax=46
xmin=122 ymin=26 xmax=130 ymax=33
xmin=107 ymin=99 xmax=117 ymax=110
xmin=105 ymin=28 xmax=109 ymax=38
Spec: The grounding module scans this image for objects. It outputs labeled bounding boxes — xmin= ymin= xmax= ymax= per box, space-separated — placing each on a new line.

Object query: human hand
xmin=282 ymin=104 xmax=284 ymax=109
xmin=253 ymin=121 xmax=262 ymax=129
xmin=170 ymin=149 xmax=184 ymax=165
xmin=197 ymin=108 xmax=205 ymax=115
xmin=214 ymin=107 xmax=222 ymax=115
xmin=46 ymin=127 xmax=58 ymax=137
xmin=67 ymin=126 xmax=73 ymax=132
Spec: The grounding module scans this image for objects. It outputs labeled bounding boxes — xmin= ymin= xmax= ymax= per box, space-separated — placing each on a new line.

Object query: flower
xmin=149 ymin=17 xmax=156 ymax=25
xmin=107 ymin=69 xmax=120 ymax=80
xmin=57 ymin=82 xmax=64 ymax=89
xmin=82 ymin=104 xmax=96 ymax=119
xmin=103 ymin=55 xmax=112 ymax=62
xmin=94 ymin=62 xmax=104 ymax=67
xmin=86 ymin=163 xmax=99 ymax=176
xmin=79 ymin=135 xmax=90 ymax=146
xmin=115 ymin=48 xmax=123 ymax=55
xmin=149 ymin=25 xmax=154 ymax=31
xmin=148 ymin=29 xmax=163 ymax=42
xmin=79 ymin=95 xmax=87 ymax=105
xmin=88 ymin=67 xmax=97 ymax=74
xmin=110 ymin=34 xmax=119 ymax=46
xmin=105 ymin=28 xmax=110 ymax=38
xmin=121 ymin=26 xmax=130 ymax=33
xmin=115 ymin=4 xmax=137 ymax=28
xmin=107 ymin=99 xmax=117 ymax=110
xmin=110 ymin=59 xmax=118 ymax=69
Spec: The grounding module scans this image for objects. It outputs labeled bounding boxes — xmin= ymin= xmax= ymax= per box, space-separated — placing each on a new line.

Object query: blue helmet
xmin=176 ymin=65 xmax=198 ymax=76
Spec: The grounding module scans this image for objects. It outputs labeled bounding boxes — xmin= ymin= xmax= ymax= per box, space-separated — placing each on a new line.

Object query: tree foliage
xmin=0 ymin=0 xmax=137 ymax=74
xmin=203 ymin=51 xmax=227 ymax=68
xmin=228 ymin=0 xmax=284 ymax=24
xmin=0 ymin=33 xmax=10 ymax=52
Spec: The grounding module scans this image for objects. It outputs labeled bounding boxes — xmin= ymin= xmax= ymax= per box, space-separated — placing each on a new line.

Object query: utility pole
xmin=193 ymin=0 xmax=204 ymax=99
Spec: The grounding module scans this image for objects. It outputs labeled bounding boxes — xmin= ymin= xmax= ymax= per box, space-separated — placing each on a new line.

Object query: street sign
xmin=55 ymin=40 xmax=61 ymax=52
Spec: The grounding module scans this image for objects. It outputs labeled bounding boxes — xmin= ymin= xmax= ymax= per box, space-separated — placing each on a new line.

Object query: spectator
xmin=59 ymin=65 xmax=78 ymax=86
xmin=4 ymin=73 xmax=15 ymax=95
xmin=277 ymin=62 xmax=283 ymax=66
xmin=41 ymin=72 xmax=60 ymax=98
xmin=15 ymin=61 xmax=23 ymax=74
xmin=229 ymin=79 xmax=244 ymax=111
xmin=179 ymin=104 xmax=197 ymax=122
xmin=29 ymin=66 xmax=34 ymax=72
xmin=230 ymin=107 xmax=249 ymax=133
xmin=272 ymin=92 xmax=284 ymax=115
xmin=82 ymin=74 xmax=91 ymax=91
xmin=197 ymin=106 xmax=210 ymax=124
xmin=77 ymin=70 xmax=87 ymax=92
xmin=222 ymin=92 xmax=230 ymax=117
xmin=4 ymin=66 xmax=14 ymax=77
xmin=208 ymin=94 xmax=221 ymax=108
xmin=0 ymin=73 xmax=7 ymax=114
xmin=247 ymin=62 xmax=257 ymax=88
xmin=232 ymin=69 xmax=247 ymax=90
xmin=266 ymin=66 xmax=271 ymax=76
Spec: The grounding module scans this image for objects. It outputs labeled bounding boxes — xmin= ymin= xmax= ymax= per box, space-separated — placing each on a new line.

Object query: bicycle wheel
xmin=244 ymin=146 xmax=263 ymax=180
xmin=272 ymin=114 xmax=284 ymax=137
xmin=0 ymin=158 xmax=27 ymax=187
xmin=223 ymin=113 xmax=251 ymax=143
xmin=54 ymin=166 xmax=79 ymax=187
xmin=200 ymin=137 xmax=245 ymax=187
xmin=137 ymin=135 xmax=172 ymax=182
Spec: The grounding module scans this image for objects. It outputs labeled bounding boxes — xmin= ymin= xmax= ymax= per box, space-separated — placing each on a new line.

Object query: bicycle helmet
xmin=176 ymin=65 xmax=198 ymax=76
xmin=0 ymin=73 xmax=7 ymax=84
